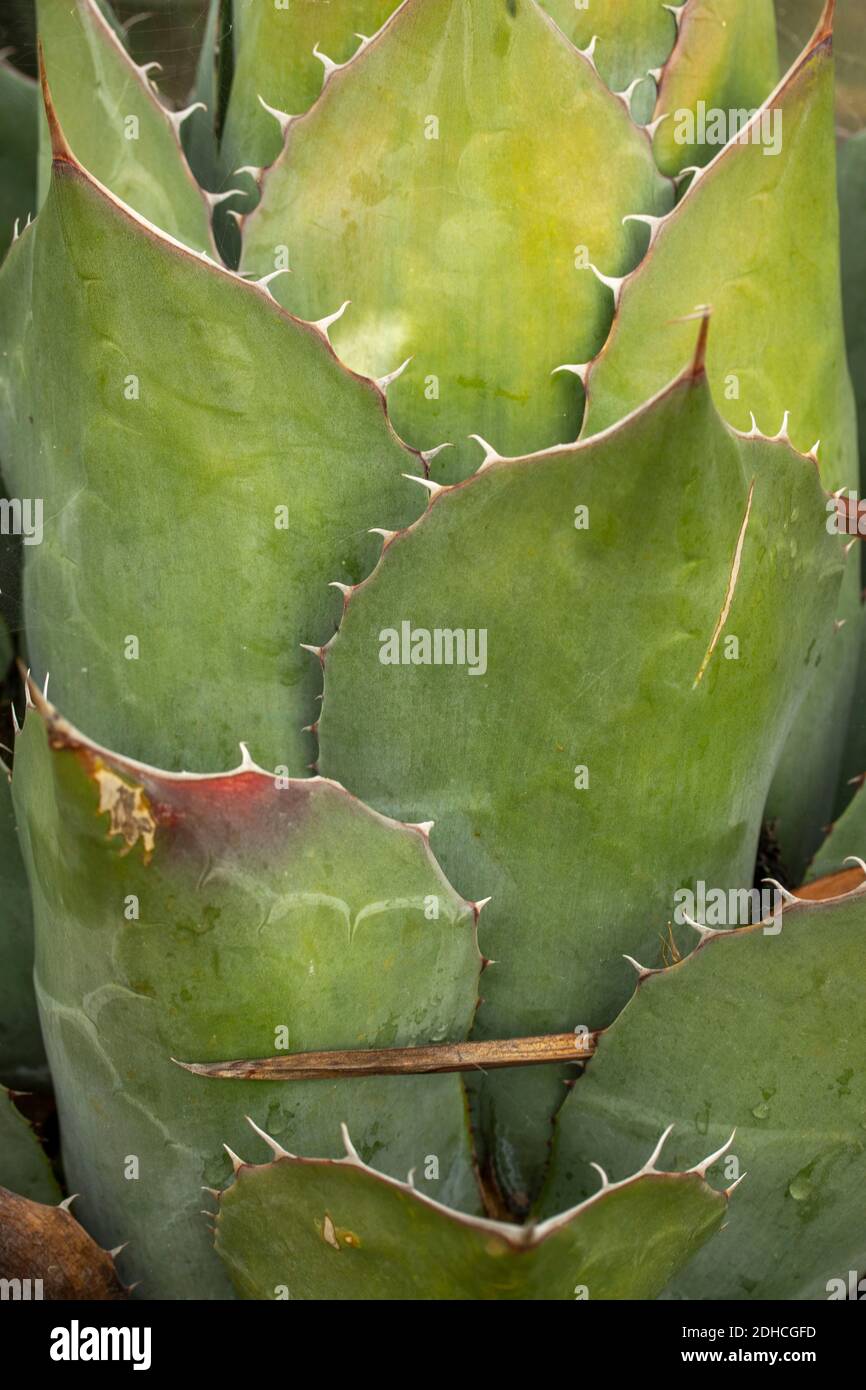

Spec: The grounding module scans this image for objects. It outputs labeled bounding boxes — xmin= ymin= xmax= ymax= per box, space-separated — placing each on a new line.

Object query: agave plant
xmin=0 ymin=0 xmax=864 ymax=1303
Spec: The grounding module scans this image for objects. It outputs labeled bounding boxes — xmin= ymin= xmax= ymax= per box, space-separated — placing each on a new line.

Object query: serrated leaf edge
xmin=310 ymin=314 xmax=844 ymax=764
xmin=209 ymin=1113 xmax=735 ymax=1250
xmin=27 ymin=61 xmax=435 ymax=473
xmin=578 ymin=0 xmax=837 ymax=437
xmin=13 ymin=675 xmax=488 ymax=940
xmin=59 ymin=0 xmax=218 ymax=257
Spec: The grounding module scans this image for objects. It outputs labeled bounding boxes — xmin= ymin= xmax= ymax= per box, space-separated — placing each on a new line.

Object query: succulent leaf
xmin=12 ymin=689 xmax=482 ymax=1297
xmin=0 ymin=1086 xmax=59 ymax=1202
xmin=582 ymin=17 xmax=851 ymax=480
xmin=0 ymin=0 xmax=860 ymax=1306
xmin=180 ymin=0 xmax=223 ymax=195
xmin=652 ymin=0 xmax=780 ymax=175
xmin=827 ymin=133 xmax=866 ymax=802
xmin=213 ymin=1119 xmax=729 ymax=1300
xmin=581 ymin=11 xmax=860 ymax=878
xmin=764 ymin=595 xmax=861 ymax=883
xmin=541 ymin=881 xmax=866 ymax=1300
xmin=839 ymin=130 xmax=866 ymax=487
xmin=221 ymin=0 xmax=399 ymax=175
xmin=807 ymin=777 xmax=866 ymax=880
xmin=239 ymin=0 xmax=673 ymax=482
xmin=540 ymin=0 xmax=676 ymax=95
xmin=0 ymin=138 xmax=425 ymax=774
xmin=36 ymin=0 xmax=215 ymax=253
xmin=0 ymin=759 xmax=45 ymax=1089
xmin=0 ymin=55 xmax=37 ymax=260
xmin=318 ymin=344 xmax=845 ymax=1205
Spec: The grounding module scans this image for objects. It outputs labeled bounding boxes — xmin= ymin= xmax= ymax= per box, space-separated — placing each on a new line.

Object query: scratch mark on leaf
xmin=693 ymin=478 xmax=755 ymax=689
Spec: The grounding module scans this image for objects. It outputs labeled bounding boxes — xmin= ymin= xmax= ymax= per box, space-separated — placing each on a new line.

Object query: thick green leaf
xmin=583 ymin=24 xmax=852 ymax=481
xmin=779 ymin=201 xmax=859 ymax=879
xmin=833 ymin=131 xmax=866 ymax=799
xmin=221 ymin=0 xmax=399 ymax=174
xmin=0 ymin=488 xmax=24 ymax=641
xmin=542 ymin=883 xmax=866 ymax=1300
xmin=240 ymin=0 xmax=672 ymax=483
xmin=0 ymin=147 xmax=424 ymax=774
xmin=540 ymin=0 xmax=675 ymax=93
xmin=0 ymin=762 xmax=45 ymax=1089
xmin=653 ymin=0 xmax=779 ymax=175
xmin=839 ymin=130 xmax=866 ymax=489
xmin=187 ymin=0 xmax=244 ymax=267
xmin=0 ymin=1086 xmax=59 ymax=1202
xmin=215 ymin=1120 xmax=728 ymax=1300
xmin=36 ymin=0 xmax=214 ymax=252
xmin=0 ymin=57 xmax=37 ymax=260
xmin=764 ymin=594 xmax=861 ymax=882
xmin=318 ymin=353 xmax=845 ymax=1206
xmin=837 ymin=618 xmax=866 ymax=814
xmin=0 ymin=496 xmax=41 ymax=1090
xmin=581 ymin=18 xmax=860 ymax=879
xmin=180 ymin=0 xmax=222 ymax=193
xmin=807 ymin=779 xmax=866 ymax=879
xmin=13 ymin=690 xmax=482 ymax=1298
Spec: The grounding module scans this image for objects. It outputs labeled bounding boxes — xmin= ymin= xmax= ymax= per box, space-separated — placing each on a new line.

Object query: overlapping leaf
xmin=582 ymin=15 xmax=851 ymax=481
xmin=839 ymin=130 xmax=866 ymax=486
xmin=13 ymin=689 xmax=482 ymax=1297
xmin=653 ymin=0 xmax=779 ymax=175
xmin=36 ymin=0 xmax=214 ymax=252
xmin=0 ymin=55 xmax=37 ymax=259
xmin=0 ymin=125 xmax=424 ymax=773
xmin=807 ymin=779 xmax=866 ymax=879
xmin=213 ymin=1119 xmax=730 ymax=1300
xmin=318 ymin=345 xmax=845 ymax=1206
xmin=221 ymin=0 xmax=399 ymax=175
xmin=0 ymin=761 xmax=44 ymax=1089
xmin=540 ymin=0 xmax=675 ymax=95
xmin=180 ymin=0 xmax=223 ymax=195
xmin=834 ymin=128 xmax=866 ymax=795
xmin=240 ymin=0 xmax=673 ymax=482
xmin=541 ymin=884 xmax=866 ymax=1300
xmin=581 ymin=9 xmax=859 ymax=878
xmin=0 ymin=1086 xmax=59 ymax=1202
